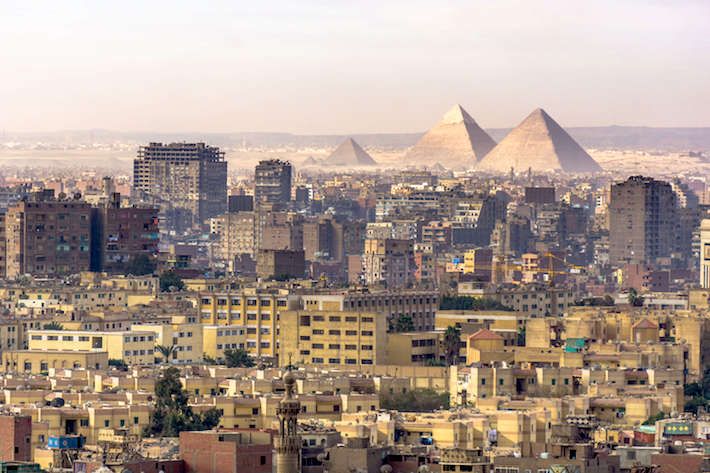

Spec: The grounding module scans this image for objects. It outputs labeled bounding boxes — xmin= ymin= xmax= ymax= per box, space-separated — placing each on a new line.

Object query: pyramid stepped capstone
xmin=323 ymin=138 xmax=377 ymax=166
xmin=404 ymin=104 xmax=497 ymax=169
xmin=477 ymin=108 xmax=602 ymax=173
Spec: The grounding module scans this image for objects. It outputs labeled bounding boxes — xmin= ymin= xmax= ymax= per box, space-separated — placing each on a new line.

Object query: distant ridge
xmin=3 ymin=127 xmax=710 ymax=151
xmin=323 ymin=137 xmax=377 ymax=166
xmin=477 ymin=108 xmax=602 ymax=173
xmin=404 ymin=104 xmax=496 ymax=168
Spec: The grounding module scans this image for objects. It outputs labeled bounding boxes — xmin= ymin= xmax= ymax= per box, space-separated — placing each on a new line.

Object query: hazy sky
xmin=2 ymin=1 xmax=709 ymax=133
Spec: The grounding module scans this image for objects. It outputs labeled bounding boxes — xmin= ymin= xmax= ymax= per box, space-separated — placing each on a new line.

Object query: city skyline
xmin=2 ymin=1 xmax=710 ymax=134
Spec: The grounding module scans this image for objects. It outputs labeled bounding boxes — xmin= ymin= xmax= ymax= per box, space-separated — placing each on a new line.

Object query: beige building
xmin=27 ymin=329 xmax=156 ymax=365
xmin=362 ymin=238 xmax=415 ymax=289
xmin=202 ymin=325 xmax=247 ymax=362
xmin=197 ymin=288 xmax=299 ymax=359
xmin=132 ymin=317 xmax=204 ymax=364
xmin=2 ymin=349 xmax=108 ymax=373
xmin=279 ymin=309 xmax=387 ymax=368
xmin=210 ymin=211 xmax=256 ymax=263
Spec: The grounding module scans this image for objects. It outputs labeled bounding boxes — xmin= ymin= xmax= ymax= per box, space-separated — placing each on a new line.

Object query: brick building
xmin=0 ymin=415 xmax=32 ymax=462
xmin=179 ymin=430 xmax=272 ymax=473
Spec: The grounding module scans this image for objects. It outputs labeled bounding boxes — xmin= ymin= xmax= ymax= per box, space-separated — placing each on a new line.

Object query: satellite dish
xmin=50 ymin=398 xmax=65 ymax=408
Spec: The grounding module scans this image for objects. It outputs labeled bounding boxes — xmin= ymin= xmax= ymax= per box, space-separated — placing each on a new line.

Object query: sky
xmin=1 ymin=0 xmax=709 ymax=134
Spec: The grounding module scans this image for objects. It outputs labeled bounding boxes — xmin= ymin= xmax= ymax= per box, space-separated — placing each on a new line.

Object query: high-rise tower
xmin=254 ymin=160 xmax=292 ymax=207
xmin=132 ymin=142 xmax=227 ymax=233
xmin=275 ymin=368 xmax=301 ymax=473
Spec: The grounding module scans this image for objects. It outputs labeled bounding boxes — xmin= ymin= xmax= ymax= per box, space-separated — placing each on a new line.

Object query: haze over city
xmin=2 ymin=0 xmax=710 ymax=133
xmin=4 ymin=3 xmax=710 ymax=473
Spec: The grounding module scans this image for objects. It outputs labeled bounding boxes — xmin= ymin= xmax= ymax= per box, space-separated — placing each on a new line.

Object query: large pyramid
xmin=404 ymin=104 xmax=497 ymax=168
xmin=477 ymin=108 xmax=602 ymax=173
xmin=323 ymin=137 xmax=377 ymax=166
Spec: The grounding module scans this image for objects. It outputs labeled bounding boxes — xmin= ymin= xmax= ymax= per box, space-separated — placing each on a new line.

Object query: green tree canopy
xmin=443 ymin=326 xmax=461 ymax=366
xmin=143 ymin=367 xmax=221 ymax=437
xmin=381 ymin=389 xmax=449 ymax=412
xmin=126 ymin=254 xmax=156 ymax=276
xmin=224 ymin=348 xmax=255 ymax=368
xmin=43 ymin=321 xmax=64 ymax=330
xmin=393 ymin=314 xmax=415 ymax=332
xmin=160 ymin=271 xmax=185 ymax=292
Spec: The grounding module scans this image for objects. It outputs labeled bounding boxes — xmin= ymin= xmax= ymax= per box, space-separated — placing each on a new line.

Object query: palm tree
xmin=443 ymin=326 xmax=461 ymax=366
xmin=628 ymin=288 xmax=644 ymax=307
xmin=155 ymin=345 xmax=177 ymax=364
xmin=42 ymin=321 xmax=64 ymax=330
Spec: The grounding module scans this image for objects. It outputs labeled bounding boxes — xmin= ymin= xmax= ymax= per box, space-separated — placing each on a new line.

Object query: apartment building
xmin=202 ymin=325 xmax=247 ymax=362
xmin=197 ymin=288 xmax=300 ymax=359
xmin=300 ymin=290 xmax=438 ymax=332
xmin=132 ymin=142 xmax=227 ymax=232
xmin=27 ymin=330 xmax=156 ymax=365
xmin=5 ymin=193 xmax=92 ymax=278
xmin=279 ymin=309 xmax=386 ymax=368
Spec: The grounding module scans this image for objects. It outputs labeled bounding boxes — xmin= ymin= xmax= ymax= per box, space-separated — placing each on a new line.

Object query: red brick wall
xmin=180 ymin=432 xmax=273 ymax=473
xmin=0 ymin=416 xmax=32 ymax=462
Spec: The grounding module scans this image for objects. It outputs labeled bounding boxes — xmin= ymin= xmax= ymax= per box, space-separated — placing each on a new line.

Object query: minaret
xmin=275 ymin=366 xmax=301 ymax=473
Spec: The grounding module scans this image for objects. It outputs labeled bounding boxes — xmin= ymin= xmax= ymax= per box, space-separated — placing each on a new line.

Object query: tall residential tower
xmin=133 ymin=142 xmax=227 ymax=233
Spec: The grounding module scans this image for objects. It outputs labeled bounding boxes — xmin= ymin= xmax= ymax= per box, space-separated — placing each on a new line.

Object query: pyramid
xmin=323 ymin=138 xmax=377 ymax=166
xmin=301 ymin=156 xmax=322 ymax=167
xmin=404 ymin=104 xmax=497 ymax=168
xmin=477 ymin=108 xmax=602 ymax=173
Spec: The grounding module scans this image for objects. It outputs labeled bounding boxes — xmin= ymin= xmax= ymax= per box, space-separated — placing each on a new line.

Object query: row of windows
xmin=309 ymin=344 xmax=373 ymax=350
xmin=311 ymin=357 xmax=372 ymax=365
xmin=202 ymin=297 xmax=288 ymax=307
xmin=124 ymin=350 xmax=150 ymax=356
xmin=216 ymin=329 xmax=244 ymax=337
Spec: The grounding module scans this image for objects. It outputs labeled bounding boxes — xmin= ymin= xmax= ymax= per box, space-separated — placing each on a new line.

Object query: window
xmin=361 ymin=331 xmax=373 ymax=336
xmin=80 ymin=419 xmax=89 ymax=427
xmin=329 ymin=330 xmax=341 ymax=336
xmin=329 ymin=316 xmax=341 ymax=322
xmin=329 ymin=344 xmax=340 ymax=349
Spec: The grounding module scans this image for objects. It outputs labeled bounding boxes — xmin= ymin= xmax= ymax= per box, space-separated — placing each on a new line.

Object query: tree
xmin=144 ymin=367 xmax=221 ymax=437
xmin=160 ymin=271 xmax=185 ymax=292
xmin=394 ymin=314 xmax=415 ymax=332
xmin=202 ymin=354 xmax=218 ymax=365
xmin=443 ymin=326 xmax=461 ymax=366
xmin=108 ymin=359 xmax=128 ymax=370
xmin=628 ymin=288 xmax=644 ymax=307
xmin=156 ymin=345 xmax=177 ymax=364
xmin=516 ymin=326 xmax=526 ymax=346
xmin=126 ymin=254 xmax=156 ymax=276
xmin=380 ymin=389 xmax=449 ymax=412
xmin=642 ymin=411 xmax=666 ymax=425
xmin=224 ymin=348 xmax=255 ymax=368
xmin=43 ymin=321 xmax=64 ymax=330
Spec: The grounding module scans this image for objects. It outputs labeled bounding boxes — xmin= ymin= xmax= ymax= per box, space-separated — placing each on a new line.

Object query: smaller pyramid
xmin=477 ymin=108 xmax=602 ymax=173
xmin=404 ymin=104 xmax=497 ymax=168
xmin=301 ymin=156 xmax=322 ymax=167
xmin=323 ymin=138 xmax=377 ymax=166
